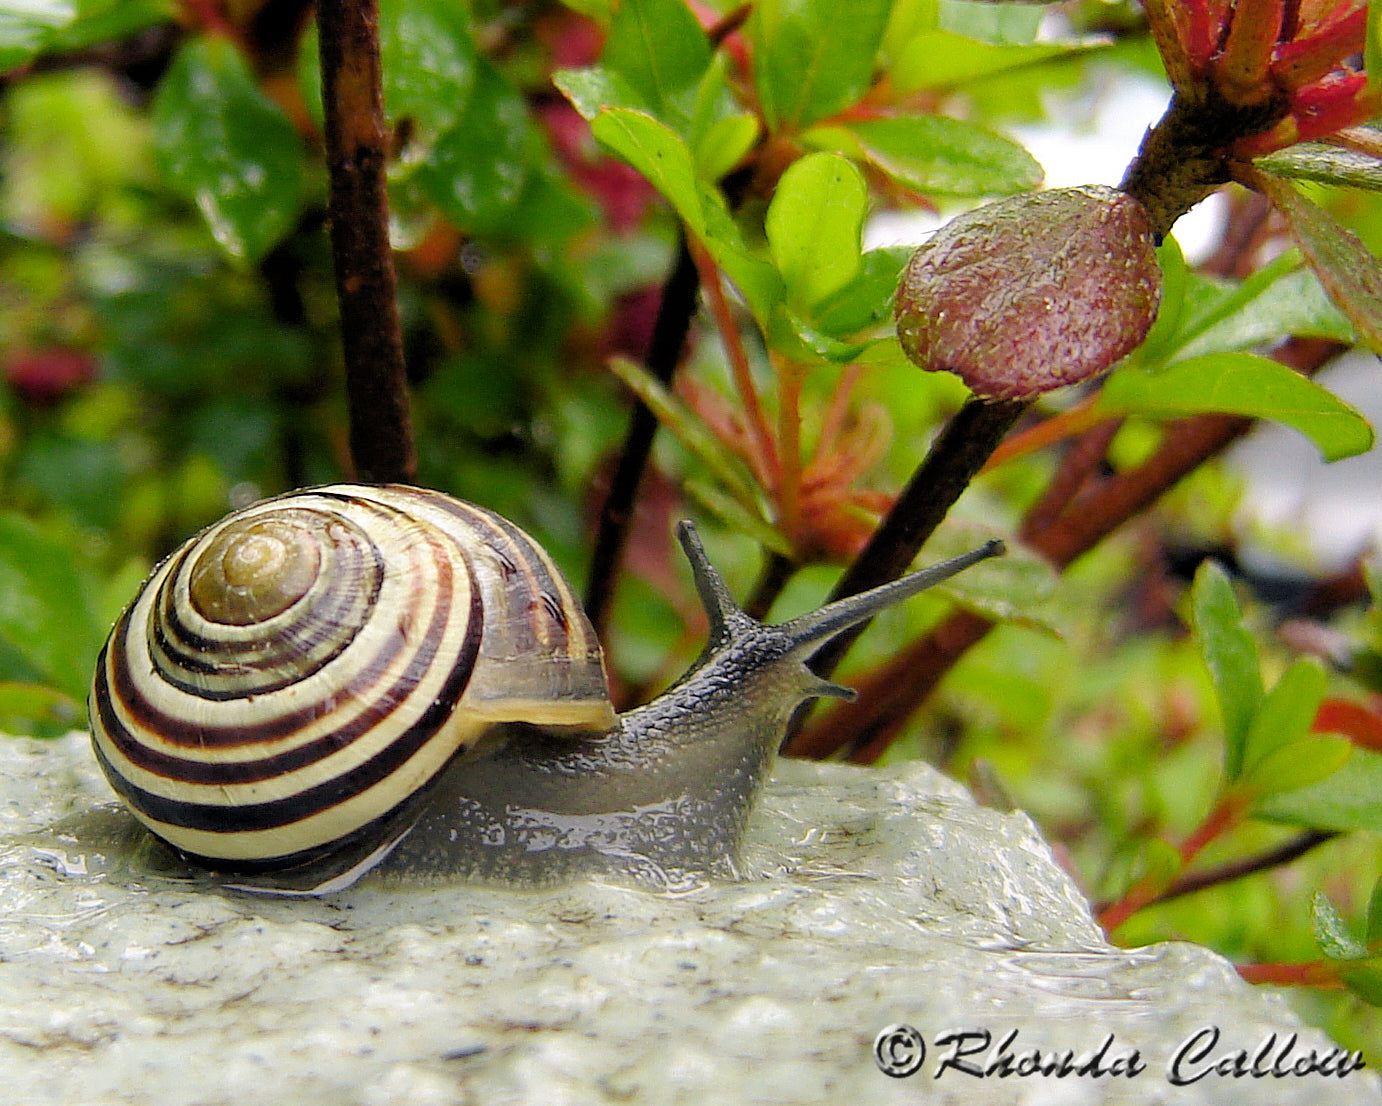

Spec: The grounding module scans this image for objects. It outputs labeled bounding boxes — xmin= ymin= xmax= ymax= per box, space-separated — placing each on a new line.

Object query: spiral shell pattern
xmin=89 ymin=485 xmax=614 ymax=874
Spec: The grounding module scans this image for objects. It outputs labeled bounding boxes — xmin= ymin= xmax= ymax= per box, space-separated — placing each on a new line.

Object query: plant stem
xmin=316 ymin=0 xmax=416 ymax=484
xmin=585 ymin=236 xmax=700 ymax=637
xmin=1138 ymin=829 xmax=1338 ymax=911
xmin=1097 ymin=794 xmax=1249 ymax=935
xmin=803 ymin=396 xmax=1027 ymax=681
xmin=692 ymin=238 xmax=777 ymax=485
xmin=1120 ymin=88 xmax=1289 ymax=241
xmin=1237 ymin=961 xmax=1345 ymax=988
xmin=775 ymin=353 xmax=804 ymax=542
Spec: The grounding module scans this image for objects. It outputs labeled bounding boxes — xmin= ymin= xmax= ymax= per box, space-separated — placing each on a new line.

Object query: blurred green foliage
xmin=3 ymin=0 xmax=1382 ymax=1059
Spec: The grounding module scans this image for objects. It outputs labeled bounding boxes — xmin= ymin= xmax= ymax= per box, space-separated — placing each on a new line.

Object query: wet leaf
xmin=379 ymin=0 xmax=479 ymax=135
xmin=416 ymin=61 xmax=534 ymax=230
xmin=1258 ymin=174 xmax=1382 ymax=354
xmin=1255 ymin=141 xmax=1382 ymax=192
xmin=1312 ymin=892 xmax=1369 ymax=960
xmin=152 ymin=37 xmax=305 ymax=262
xmin=749 ymin=0 xmax=891 ymax=131
xmin=601 ymin=0 xmax=711 ymax=128
xmin=809 ymin=115 xmax=1041 ymax=197
xmin=1101 ymin=351 xmax=1374 ymax=463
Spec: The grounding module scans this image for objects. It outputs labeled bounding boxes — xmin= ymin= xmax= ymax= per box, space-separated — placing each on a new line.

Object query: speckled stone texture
xmin=0 ymin=733 xmax=1375 ymax=1106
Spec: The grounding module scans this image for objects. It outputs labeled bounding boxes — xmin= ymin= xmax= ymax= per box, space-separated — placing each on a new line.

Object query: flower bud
xmin=894 ymin=185 xmax=1161 ymax=401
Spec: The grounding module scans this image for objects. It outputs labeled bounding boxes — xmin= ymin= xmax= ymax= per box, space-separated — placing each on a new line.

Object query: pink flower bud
xmin=894 ymin=185 xmax=1161 ymax=401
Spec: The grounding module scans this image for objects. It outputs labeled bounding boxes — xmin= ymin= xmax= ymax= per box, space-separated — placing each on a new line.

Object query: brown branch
xmin=1134 ymin=829 xmax=1338 ymax=912
xmin=316 ymin=0 xmax=416 ymax=484
xmin=585 ymin=236 xmax=700 ymax=636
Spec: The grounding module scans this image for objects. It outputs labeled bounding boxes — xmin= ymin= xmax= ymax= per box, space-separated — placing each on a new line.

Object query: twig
xmin=316 ymin=0 xmax=416 ymax=483
xmin=775 ymin=353 xmax=804 ymax=541
xmin=1135 ymin=829 xmax=1338 ymax=911
xmin=690 ymin=238 xmax=778 ymax=486
xmin=1097 ymin=794 xmax=1248 ymax=934
xmin=585 ymin=236 xmax=700 ymax=636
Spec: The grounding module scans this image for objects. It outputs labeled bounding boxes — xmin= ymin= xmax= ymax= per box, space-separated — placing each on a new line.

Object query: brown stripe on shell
xmin=99 ymin=512 xmax=454 ymax=753
xmin=149 ymin=510 xmax=380 ymax=696
xmin=91 ymin=567 xmax=483 ymax=830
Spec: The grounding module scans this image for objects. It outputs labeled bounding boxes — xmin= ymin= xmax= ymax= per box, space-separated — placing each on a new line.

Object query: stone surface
xmin=0 ymin=733 xmax=1375 ymax=1106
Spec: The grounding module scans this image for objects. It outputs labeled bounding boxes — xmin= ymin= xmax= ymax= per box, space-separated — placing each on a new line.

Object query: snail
xmin=89 ymin=484 xmax=1002 ymax=895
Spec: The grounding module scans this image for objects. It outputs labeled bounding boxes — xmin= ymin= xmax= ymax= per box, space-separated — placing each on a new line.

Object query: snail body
xmin=89 ymin=484 xmax=1001 ymax=894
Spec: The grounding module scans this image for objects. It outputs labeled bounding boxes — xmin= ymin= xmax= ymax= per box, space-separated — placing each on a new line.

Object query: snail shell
xmin=90 ymin=485 xmax=614 ymax=882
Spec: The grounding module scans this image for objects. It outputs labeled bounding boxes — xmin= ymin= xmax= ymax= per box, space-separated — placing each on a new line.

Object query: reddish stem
xmin=1238 ymin=961 xmax=1344 ymax=987
xmin=1097 ymin=794 xmax=1249 ymax=935
xmin=775 ymin=353 xmax=804 ymax=542
xmin=689 ymin=238 xmax=779 ymax=487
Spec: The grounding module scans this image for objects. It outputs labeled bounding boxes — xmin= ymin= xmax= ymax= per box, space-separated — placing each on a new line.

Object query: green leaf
xmin=1341 ymin=964 xmax=1382 ymax=1007
xmin=697 ymin=192 xmax=784 ymax=331
xmin=749 ymin=0 xmax=892 ymax=131
xmin=1255 ymin=141 xmax=1382 ymax=193
xmin=766 ymin=152 xmax=867 ymax=309
xmin=379 ymin=0 xmax=478 ymax=134
xmin=1259 ymin=748 xmax=1382 ymax=833
xmin=607 ymin=356 xmax=770 ymax=530
xmin=0 ymin=681 xmax=83 ymax=734
xmin=1367 ymin=877 xmax=1382 ymax=947
xmin=1257 ymin=174 xmax=1382 ymax=355
xmin=783 ymin=310 xmax=869 ymax=363
xmin=1135 ymin=236 xmax=1189 ymax=365
xmin=1100 ymin=351 xmax=1375 ymax=463
xmin=48 ymin=0 xmax=170 ymax=54
xmin=939 ymin=0 xmax=1046 ymax=44
xmin=1241 ymin=658 xmax=1329 ymax=781
xmin=415 ymin=60 xmax=534 ymax=231
xmin=1312 ymin=892 xmax=1370 ymax=960
xmin=812 ymin=245 xmax=912 ymax=338
xmin=1136 ymin=836 xmax=1184 ymax=897
xmin=684 ymin=480 xmax=792 ymax=557
xmin=560 ymin=0 xmax=613 ymax=19
xmin=693 ymin=112 xmax=759 ymax=182
xmin=1172 ymin=264 xmax=1356 ymax=361
xmin=1243 ymin=734 xmax=1351 ymax=798
xmin=152 ymin=37 xmax=306 ymax=262
xmin=581 ymin=108 xmax=783 ymax=327
xmin=555 ymin=65 xmax=650 ymax=120
xmin=591 ymin=108 xmax=704 ymax=230
xmin=882 ymin=0 xmax=937 ymax=60
xmin=806 ymin=115 xmax=1041 ymax=197
xmin=0 ymin=513 xmax=104 ymax=703
xmin=601 ymin=0 xmax=712 ymax=128
xmin=889 ymin=30 xmax=1098 ymax=94
xmin=1190 ymin=560 xmax=1262 ymax=781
